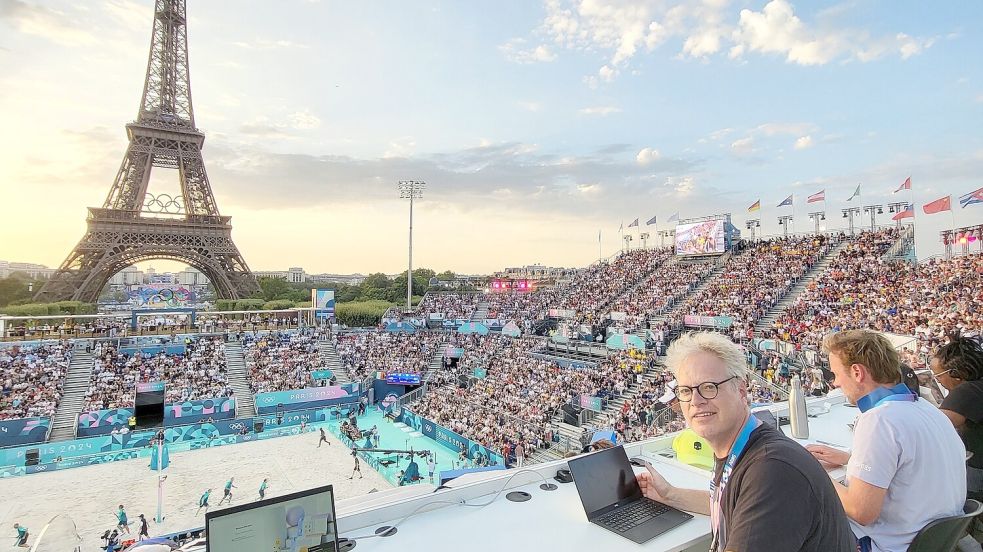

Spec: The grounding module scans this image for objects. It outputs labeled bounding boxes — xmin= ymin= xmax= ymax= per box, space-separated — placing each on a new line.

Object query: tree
xmin=436 ymin=270 xmax=456 ymax=281
xmin=256 ymin=277 xmax=292 ymax=302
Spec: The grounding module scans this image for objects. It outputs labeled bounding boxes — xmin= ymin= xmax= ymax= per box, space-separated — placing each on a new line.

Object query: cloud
xmin=0 ymin=1 xmax=97 ymax=46
xmin=288 ymin=110 xmax=321 ymax=130
xmin=383 ymin=137 xmax=417 ymax=159
xmin=517 ymin=100 xmax=542 ymax=112
xmin=206 ymin=139 xmax=703 ymax=217
xmin=531 ymin=0 xmax=933 ymax=82
xmin=636 ymin=147 xmax=661 ymax=165
xmin=794 ymin=135 xmax=814 ymax=150
xmin=499 ymin=38 xmax=557 ymax=63
xmin=579 ymin=106 xmax=622 ymax=116
xmin=730 ymin=136 xmax=754 ymax=155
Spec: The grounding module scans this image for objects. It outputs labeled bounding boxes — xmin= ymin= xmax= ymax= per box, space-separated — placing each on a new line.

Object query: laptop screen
xmin=206 ymin=485 xmax=338 ymax=552
xmin=568 ymin=446 xmax=643 ymax=517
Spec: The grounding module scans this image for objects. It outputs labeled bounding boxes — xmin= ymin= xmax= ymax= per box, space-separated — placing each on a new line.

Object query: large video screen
xmin=675 ymin=220 xmax=726 ymax=256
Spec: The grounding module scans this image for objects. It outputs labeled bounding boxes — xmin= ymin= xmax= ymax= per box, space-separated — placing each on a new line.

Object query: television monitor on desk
xmin=206 ymin=485 xmax=338 ymax=552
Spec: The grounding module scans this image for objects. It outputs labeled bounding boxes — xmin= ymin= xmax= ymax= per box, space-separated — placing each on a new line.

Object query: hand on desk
xmin=806 ymin=444 xmax=850 ymax=470
xmin=637 ymin=464 xmax=674 ymax=503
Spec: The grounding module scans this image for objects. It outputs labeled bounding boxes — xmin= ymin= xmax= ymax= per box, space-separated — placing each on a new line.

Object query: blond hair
xmin=822 ymin=330 xmax=901 ymax=385
xmin=665 ymin=331 xmax=748 ymax=379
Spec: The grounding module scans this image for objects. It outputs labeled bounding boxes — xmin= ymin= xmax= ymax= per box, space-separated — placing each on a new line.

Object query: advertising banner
xmin=312 ymin=289 xmax=336 ymax=319
xmin=675 ymin=219 xmax=726 ymax=256
xmin=579 ymin=395 xmax=603 ymax=412
xmin=254 ymin=383 xmax=361 ymax=414
xmin=311 ymin=369 xmax=334 ymax=381
xmin=164 ymin=397 xmax=236 ymax=424
xmin=0 ymin=417 xmax=50 ymax=447
xmin=682 ymin=314 xmax=734 ymax=328
xmin=473 ymin=367 xmax=487 ymax=379
xmin=400 ymin=410 xmax=504 ymax=466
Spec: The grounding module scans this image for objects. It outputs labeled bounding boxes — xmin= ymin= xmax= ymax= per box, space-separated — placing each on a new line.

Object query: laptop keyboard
xmin=598 ymin=500 xmax=671 ymax=532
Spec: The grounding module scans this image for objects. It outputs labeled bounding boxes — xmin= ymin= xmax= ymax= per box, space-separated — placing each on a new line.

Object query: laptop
xmin=567 ymin=446 xmax=693 ymax=544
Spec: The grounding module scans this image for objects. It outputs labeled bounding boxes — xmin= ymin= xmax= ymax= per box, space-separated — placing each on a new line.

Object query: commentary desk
xmin=333 ymin=392 xmax=857 ymax=551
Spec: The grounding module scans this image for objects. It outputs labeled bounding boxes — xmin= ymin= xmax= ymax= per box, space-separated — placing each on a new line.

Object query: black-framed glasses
xmin=676 ymin=376 xmax=737 ymax=402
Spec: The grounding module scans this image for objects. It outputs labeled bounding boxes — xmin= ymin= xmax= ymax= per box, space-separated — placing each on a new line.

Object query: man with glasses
xmin=636 ymin=332 xmax=853 ymax=551
xmin=807 ymin=330 xmax=966 ymax=552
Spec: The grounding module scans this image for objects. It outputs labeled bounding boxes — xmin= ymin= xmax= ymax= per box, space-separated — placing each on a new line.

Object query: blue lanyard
xmin=856 ymin=383 xmax=916 ymax=413
xmin=709 ymin=414 xmax=762 ymax=552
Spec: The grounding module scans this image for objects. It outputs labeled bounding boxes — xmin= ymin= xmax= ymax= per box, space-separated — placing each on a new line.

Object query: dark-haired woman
xmin=934 ymin=337 xmax=983 ymax=494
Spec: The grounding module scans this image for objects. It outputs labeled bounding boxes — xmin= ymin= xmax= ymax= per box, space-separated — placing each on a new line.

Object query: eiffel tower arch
xmin=35 ymin=0 xmax=260 ymax=303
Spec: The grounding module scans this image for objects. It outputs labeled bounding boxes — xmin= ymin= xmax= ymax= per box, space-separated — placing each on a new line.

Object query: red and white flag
xmin=892 ymin=205 xmax=914 ymax=221
xmin=807 ymin=190 xmax=825 ymax=203
xmin=893 ymin=177 xmax=911 ymax=194
xmin=922 ymin=195 xmax=951 ymax=215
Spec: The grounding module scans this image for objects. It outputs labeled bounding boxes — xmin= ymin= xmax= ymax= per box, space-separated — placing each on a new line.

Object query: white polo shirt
xmin=848 ymin=396 xmax=967 ymax=552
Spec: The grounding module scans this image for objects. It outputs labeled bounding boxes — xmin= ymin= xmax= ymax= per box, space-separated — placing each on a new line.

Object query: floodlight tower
xmin=398 ymin=180 xmax=425 ymax=313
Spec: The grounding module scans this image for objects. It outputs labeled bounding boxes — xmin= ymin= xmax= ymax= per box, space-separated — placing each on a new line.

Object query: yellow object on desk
xmin=672 ymin=429 xmax=714 ymax=470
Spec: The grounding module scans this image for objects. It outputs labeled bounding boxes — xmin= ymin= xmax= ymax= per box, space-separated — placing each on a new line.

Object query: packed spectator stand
xmin=0 ymin=341 xmax=71 ymax=420
xmin=83 ymin=336 xmax=231 ymax=411
xmin=243 ymin=331 xmax=324 ymax=394
xmin=336 ymin=331 xmax=446 ymax=380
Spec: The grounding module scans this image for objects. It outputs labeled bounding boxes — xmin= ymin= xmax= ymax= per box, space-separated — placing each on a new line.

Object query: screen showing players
xmin=675 ymin=220 xmax=725 ymax=256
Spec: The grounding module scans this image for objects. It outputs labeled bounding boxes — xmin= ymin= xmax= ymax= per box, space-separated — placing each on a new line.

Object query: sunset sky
xmin=1 ymin=0 xmax=981 ymax=276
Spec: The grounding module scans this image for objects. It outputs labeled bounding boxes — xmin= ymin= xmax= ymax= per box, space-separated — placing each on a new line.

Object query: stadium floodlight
xmin=862 ymin=204 xmax=883 ymax=232
xmin=777 ymin=215 xmax=794 ymax=237
xmin=398 ymin=181 xmax=425 ymax=313
xmin=745 ymin=219 xmax=760 ymax=240
xmin=808 ymin=211 xmax=826 ymax=234
xmin=842 ymin=207 xmax=861 ymax=235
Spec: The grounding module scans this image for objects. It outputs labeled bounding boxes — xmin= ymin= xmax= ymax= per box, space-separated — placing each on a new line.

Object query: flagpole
xmin=598 ymin=229 xmax=602 ymax=264
xmin=909 ymin=178 xmax=916 ymax=258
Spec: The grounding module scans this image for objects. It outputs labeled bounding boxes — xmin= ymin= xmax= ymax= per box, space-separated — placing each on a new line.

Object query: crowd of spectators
xmin=675 ymin=234 xmax=836 ymax=341
xmin=557 ymin=248 xmax=674 ymax=325
xmin=336 ymin=331 xmax=446 ymax=380
xmin=763 ymin=229 xmax=981 ymax=367
xmin=83 ymin=337 xmax=231 ymax=411
xmin=244 ymin=332 xmax=323 ymax=394
xmin=411 ymin=336 xmax=661 ymax=463
xmin=0 ymin=341 xmax=72 ymax=420
xmin=607 ymin=259 xmax=716 ymax=329
xmin=414 ymin=293 xmax=479 ymax=321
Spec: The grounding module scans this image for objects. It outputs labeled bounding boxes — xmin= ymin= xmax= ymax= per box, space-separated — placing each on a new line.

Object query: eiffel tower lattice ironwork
xmin=35 ymin=0 xmax=260 ymax=303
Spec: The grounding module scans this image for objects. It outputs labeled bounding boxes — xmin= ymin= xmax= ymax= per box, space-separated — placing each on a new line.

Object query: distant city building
xmin=308 ymin=273 xmax=366 ymax=285
xmin=255 ymin=267 xmax=367 ymax=285
xmin=0 ymin=260 xmax=56 ymax=279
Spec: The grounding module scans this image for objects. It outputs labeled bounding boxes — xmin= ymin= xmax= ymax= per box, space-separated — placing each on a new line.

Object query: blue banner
xmin=254 ymin=383 xmax=361 ymax=414
xmin=165 ymin=397 xmax=236 ymax=424
xmin=311 ymin=369 xmax=334 ymax=381
xmin=77 ymin=408 xmax=133 ymax=437
xmin=0 ymin=417 xmax=50 ymax=447
xmin=400 ymin=410 xmax=504 ymax=466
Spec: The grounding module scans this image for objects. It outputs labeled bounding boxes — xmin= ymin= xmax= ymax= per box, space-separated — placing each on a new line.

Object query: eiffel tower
xmin=35 ymin=0 xmax=260 ymax=303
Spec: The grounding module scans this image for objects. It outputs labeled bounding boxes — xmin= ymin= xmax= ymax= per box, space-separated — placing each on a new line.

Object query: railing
xmin=395 ymin=386 xmax=428 ymax=409
xmin=747 ymin=370 xmax=789 ymax=401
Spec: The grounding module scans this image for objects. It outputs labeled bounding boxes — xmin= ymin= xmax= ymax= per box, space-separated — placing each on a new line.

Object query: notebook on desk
xmin=567 ymin=446 xmax=693 ymax=544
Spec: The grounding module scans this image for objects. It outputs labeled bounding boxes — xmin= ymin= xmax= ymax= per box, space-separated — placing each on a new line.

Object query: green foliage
xmin=335 ymin=300 xmax=394 ymax=327
xmin=215 ymin=299 xmax=236 ymax=311
xmin=0 ymin=275 xmax=44 ymax=308
xmin=234 ymin=299 xmax=266 ymax=310
xmin=1 ymin=301 xmax=96 ymax=317
xmin=262 ymin=300 xmax=296 ymax=310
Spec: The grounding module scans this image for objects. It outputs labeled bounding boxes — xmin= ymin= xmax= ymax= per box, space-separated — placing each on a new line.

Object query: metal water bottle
xmin=788 ymin=374 xmax=809 ymax=439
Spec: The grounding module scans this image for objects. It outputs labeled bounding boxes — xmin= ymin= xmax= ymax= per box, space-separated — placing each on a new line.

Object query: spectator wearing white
xmin=808 ymin=330 xmax=967 ymax=552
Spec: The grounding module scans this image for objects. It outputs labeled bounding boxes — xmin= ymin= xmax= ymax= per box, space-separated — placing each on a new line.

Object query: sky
xmin=0 ymin=0 xmax=981 ymax=276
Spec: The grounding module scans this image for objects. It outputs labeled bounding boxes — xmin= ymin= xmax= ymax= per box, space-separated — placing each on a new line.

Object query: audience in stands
xmin=244 ymin=332 xmax=323 ymax=394
xmin=337 ymin=331 xmax=446 ymax=380
xmin=0 ymin=341 xmax=72 ymax=419
xmin=84 ymin=337 xmax=231 ymax=410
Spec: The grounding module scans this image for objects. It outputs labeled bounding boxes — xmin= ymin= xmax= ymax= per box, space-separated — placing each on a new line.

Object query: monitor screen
xmin=386 ymin=372 xmax=421 ymax=385
xmin=206 ymin=485 xmax=338 ymax=552
xmin=675 ymin=219 xmax=726 ymax=256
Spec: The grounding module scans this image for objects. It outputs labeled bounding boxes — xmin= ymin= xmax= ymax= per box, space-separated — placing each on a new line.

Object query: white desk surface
xmin=345 ymin=453 xmax=711 ymax=552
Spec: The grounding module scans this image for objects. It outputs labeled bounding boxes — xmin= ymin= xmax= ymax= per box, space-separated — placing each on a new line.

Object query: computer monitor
xmin=206 ymin=485 xmax=339 ymax=552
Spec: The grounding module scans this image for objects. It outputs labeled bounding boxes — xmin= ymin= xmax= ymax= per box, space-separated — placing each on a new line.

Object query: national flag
xmin=777 ymin=195 xmax=793 ymax=207
xmin=894 ymin=177 xmax=911 ymax=194
xmin=959 ymin=187 xmax=983 ymax=208
xmin=807 ymin=190 xmax=825 ymax=203
xmin=618 ymin=221 xmax=623 ymax=232
xmin=847 ymin=184 xmax=861 ymax=201
xmin=667 ymin=213 xmax=679 ymax=223
xmin=922 ymin=195 xmax=952 ymax=215
xmin=628 ymin=218 xmax=639 ymax=228
xmin=646 ymin=215 xmax=657 ymax=225
xmin=747 ymin=200 xmax=760 ymax=212
xmin=891 ymin=205 xmax=914 ymax=221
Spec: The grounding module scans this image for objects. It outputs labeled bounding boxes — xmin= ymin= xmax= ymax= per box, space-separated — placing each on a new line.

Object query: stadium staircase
xmin=224 ymin=342 xmax=256 ymax=418
xmin=753 ymin=239 xmax=851 ymax=335
xmin=471 ymin=301 xmax=490 ymax=321
xmin=422 ymin=348 xmax=444 ymax=384
xmin=649 ymin=255 xmax=731 ymax=327
xmin=49 ymin=348 xmax=94 ymax=442
xmin=317 ymin=339 xmax=351 ymax=385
